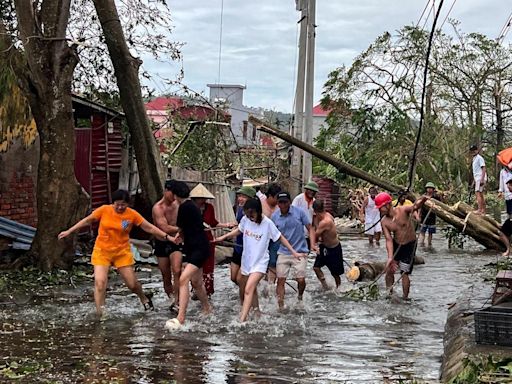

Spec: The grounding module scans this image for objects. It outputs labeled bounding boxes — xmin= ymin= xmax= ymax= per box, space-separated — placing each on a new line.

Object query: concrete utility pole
xmin=302 ymin=0 xmax=316 ymax=184
xmin=290 ymin=0 xmax=308 ymax=197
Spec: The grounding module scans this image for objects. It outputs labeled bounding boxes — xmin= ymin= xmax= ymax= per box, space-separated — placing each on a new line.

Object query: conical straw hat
xmin=346 ymin=266 xmax=360 ymax=282
xmin=189 ymin=183 xmax=215 ymax=199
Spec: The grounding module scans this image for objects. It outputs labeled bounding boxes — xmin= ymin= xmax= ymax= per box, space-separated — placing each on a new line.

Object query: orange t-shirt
xmin=91 ymin=205 xmax=144 ymax=251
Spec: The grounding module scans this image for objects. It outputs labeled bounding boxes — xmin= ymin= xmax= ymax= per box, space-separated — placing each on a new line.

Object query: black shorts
xmin=153 ymin=240 xmax=183 ymax=258
xmin=502 ymin=219 xmax=512 ymax=237
xmin=392 ymin=239 xmax=417 ymax=274
xmin=231 ymin=249 xmax=242 ymax=266
xmin=183 ymin=246 xmax=209 ymax=268
xmin=314 ymin=243 xmax=344 ymax=276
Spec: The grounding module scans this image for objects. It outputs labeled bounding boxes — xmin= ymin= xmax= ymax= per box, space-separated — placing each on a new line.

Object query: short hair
xmin=111 ymin=189 xmax=131 ymax=204
xmin=166 ymin=180 xmax=190 ymax=198
xmin=164 ymin=179 xmax=173 ymax=191
xmin=507 ymin=179 xmax=512 ymax=185
xmin=243 ymin=198 xmax=263 ymax=224
xmin=313 ymin=199 xmax=325 ymax=213
xmin=369 ymin=186 xmax=378 ymax=194
xmin=265 ymin=183 xmax=282 ymax=198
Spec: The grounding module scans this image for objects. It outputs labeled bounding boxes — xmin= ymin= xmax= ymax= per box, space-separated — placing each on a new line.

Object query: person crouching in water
xmin=58 ymin=189 xmax=170 ymax=316
xmin=311 ymin=200 xmax=344 ymax=290
xmin=215 ymin=198 xmax=302 ymax=322
xmin=376 ymin=192 xmax=428 ymax=300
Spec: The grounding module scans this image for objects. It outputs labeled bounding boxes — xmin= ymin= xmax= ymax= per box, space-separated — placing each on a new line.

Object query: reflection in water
xmin=0 ymin=237 xmax=497 ymax=383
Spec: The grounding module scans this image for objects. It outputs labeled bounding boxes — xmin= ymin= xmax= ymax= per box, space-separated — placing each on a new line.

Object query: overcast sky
xmin=143 ymin=0 xmax=511 ymax=112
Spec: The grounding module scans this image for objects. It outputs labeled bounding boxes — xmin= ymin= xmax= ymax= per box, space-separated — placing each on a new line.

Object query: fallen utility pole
xmin=249 ymin=115 xmax=506 ymax=251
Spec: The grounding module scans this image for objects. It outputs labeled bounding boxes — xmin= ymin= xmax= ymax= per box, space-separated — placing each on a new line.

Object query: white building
xmin=207 ymin=84 xmax=264 ymax=147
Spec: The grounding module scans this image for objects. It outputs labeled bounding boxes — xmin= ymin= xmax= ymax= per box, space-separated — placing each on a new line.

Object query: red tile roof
xmin=313 ymin=103 xmax=330 ymax=117
xmin=145 ymin=96 xmax=183 ymax=111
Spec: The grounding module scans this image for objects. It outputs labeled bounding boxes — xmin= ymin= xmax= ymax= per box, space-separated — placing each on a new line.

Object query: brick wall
xmin=0 ymin=138 xmax=38 ymax=227
xmin=0 ymin=172 xmax=37 ymax=227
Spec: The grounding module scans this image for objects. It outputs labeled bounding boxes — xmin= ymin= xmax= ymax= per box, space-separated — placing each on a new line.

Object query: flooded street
xmin=0 ymin=236 xmax=498 ymax=383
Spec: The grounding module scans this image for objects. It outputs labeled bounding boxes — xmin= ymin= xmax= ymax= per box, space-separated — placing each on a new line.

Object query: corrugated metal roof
xmin=0 ymin=216 xmax=36 ymax=250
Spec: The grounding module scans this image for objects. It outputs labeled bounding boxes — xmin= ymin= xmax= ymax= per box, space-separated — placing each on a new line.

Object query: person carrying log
xmin=376 ymin=192 xmax=429 ymax=300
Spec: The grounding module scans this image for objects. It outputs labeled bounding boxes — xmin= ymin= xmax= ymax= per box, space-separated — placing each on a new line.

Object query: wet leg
xmin=118 ymin=266 xmax=149 ymax=304
xmin=177 ymin=263 xmax=199 ymax=324
xmin=385 ymin=269 xmax=395 ymax=294
xmin=157 ymin=256 xmax=173 ymax=298
xmin=313 ymin=267 xmax=329 ymax=290
xmin=427 ymin=233 xmax=433 ymax=247
xmin=333 ymin=274 xmax=341 ymax=288
xmin=230 ymin=262 xmax=241 ymax=285
xmin=419 ymin=232 xmax=425 ymax=246
xmin=240 ymin=272 xmax=264 ymax=322
xmin=276 ymin=278 xmax=286 ymax=310
xmin=171 ymin=251 xmax=182 ymax=305
xmin=375 ymin=232 xmax=381 ymax=246
xmin=368 ymin=235 xmax=374 ymax=245
xmin=296 ymin=277 xmax=306 ymax=301
xmin=401 ymin=273 xmax=411 ymax=299
xmin=190 ymin=267 xmax=212 ymax=315
xmin=237 ymin=269 xmax=246 ymax=304
xmin=93 ymin=266 xmax=109 ymax=315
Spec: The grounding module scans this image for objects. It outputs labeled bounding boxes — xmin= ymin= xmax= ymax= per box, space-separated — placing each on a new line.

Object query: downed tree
xmin=249 ymin=116 xmax=505 ymax=251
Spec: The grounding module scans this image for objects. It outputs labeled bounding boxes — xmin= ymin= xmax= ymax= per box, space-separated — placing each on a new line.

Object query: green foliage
xmin=318 ymin=23 xmax=512 ymax=192
xmin=341 ymin=281 xmax=380 ymax=301
xmin=449 ymin=356 xmax=512 ymax=384
xmin=442 ymin=226 xmax=468 ymax=249
xmin=0 ymin=266 xmax=92 ymax=294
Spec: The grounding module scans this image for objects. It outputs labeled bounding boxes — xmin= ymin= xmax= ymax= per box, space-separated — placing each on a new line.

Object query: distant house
xmin=207 ymin=84 xmax=265 ymax=147
xmin=0 ymin=95 xmax=134 ymax=226
xmin=145 ymin=96 xmax=223 ymax=148
xmin=312 ymin=103 xmax=330 ymax=140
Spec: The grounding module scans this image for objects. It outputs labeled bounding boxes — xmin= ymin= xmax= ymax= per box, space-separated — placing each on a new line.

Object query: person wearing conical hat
xmin=190 ymin=183 xmax=237 ymax=298
xmin=419 ymin=182 xmax=439 ymax=247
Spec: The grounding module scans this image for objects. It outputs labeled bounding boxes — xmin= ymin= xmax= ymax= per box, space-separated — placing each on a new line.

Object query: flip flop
xmin=165 ymin=318 xmax=183 ymax=331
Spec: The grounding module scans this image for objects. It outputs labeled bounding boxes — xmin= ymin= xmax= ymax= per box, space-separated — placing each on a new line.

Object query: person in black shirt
xmin=166 ymin=180 xmax=211 ymax=327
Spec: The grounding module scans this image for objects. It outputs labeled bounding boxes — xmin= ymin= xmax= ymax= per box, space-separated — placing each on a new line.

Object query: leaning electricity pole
xmin=302 ymin=0 xmax=316 ymax=184
xmin=290 ymin=0 xmax=308 ymax=197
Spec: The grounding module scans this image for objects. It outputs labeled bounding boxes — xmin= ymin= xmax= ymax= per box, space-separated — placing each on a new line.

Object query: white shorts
xmin=474 ymin=179 xmax=486 ymax=192
xmin=276 ymin=253 xmax=307 ymax=279
xmin=364 ymin=221 xmax=382 ymax=235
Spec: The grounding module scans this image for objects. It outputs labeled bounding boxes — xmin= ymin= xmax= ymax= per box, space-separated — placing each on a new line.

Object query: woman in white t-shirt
xmin=215 ymin=198 xmax=302 ymax=322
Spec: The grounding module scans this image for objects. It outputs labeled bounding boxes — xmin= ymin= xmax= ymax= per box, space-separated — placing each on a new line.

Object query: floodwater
xmin=0 ymin=235 xmax=499 ymax=383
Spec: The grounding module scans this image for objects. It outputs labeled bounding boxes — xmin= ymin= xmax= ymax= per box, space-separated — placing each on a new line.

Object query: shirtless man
xmin=152 ymin=180 xmax=182 ymax=309
xmin=376 ymin=192 xmax=428 ymax=299
xmin=311 ymin=200 xmax=344 ymax=289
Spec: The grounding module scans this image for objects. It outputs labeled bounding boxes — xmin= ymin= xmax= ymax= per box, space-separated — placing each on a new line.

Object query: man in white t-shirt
xmin=470 ymin=144 xmax=487 ymax=214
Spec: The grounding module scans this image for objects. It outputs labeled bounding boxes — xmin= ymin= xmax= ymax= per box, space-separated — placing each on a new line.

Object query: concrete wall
xmin=0 ymin=138 xmax=39 ymax=226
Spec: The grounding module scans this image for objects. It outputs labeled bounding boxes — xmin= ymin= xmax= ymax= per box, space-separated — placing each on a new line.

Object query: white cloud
xmin=144 ymin=0 xmax=511 ymax=111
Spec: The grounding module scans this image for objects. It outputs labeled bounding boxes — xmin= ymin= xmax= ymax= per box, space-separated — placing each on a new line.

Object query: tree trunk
xmin=249 ymin=116 xmax=506 ymax=251
xmin=92 ymin=0 xmax=164 ymax=205
xmin=2 ymin=0 xmax=89 ymax=270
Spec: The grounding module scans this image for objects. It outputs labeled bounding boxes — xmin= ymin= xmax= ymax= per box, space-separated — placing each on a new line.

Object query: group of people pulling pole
xmin=57 ymin=177 xmax=458 ymax=327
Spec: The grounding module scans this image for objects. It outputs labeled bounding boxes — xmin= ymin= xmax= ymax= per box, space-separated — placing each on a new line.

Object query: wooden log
xmin=454 ymin=201 xmax=502 ymax=228
xmin=249 ymin=116 xmax=505 ymax=251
